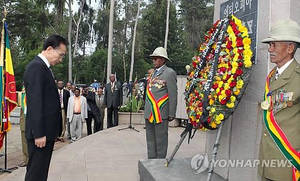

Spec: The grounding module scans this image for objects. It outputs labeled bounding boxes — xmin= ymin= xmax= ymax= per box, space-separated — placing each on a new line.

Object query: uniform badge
xmin=261 ymin=100 xmax=270 ymax=110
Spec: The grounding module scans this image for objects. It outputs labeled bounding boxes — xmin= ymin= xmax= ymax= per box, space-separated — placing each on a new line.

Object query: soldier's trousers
xmin=145 ymin=119 xmax=168 ymax=159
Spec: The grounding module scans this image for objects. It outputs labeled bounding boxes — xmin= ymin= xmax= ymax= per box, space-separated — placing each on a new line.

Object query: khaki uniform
xmin=19 ymin=101 xmax=28 ymax=164
xmin=259 ymin=60 xmax=300 ymax=181
xmin=144 ymin=65 xmax=177 ymax=158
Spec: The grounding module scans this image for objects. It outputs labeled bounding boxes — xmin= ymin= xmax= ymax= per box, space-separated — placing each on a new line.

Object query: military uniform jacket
xmin=144 ymin=65 xmax=178 ymax=120
xmin=259 ymin=60 xmax=300 ymax=180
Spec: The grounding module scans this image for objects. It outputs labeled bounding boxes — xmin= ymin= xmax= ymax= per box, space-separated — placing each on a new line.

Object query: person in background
xmin=95 ymin=87 xmax=106 ymax=130
xmin=82 ymin=87 xmax=102 ymax=135
xmin=67 ymin=88 xmax=88 ymax=142
xmin=18 ymin=86 xmax=28 ymax=167
xmin=57 ymin=80 xmax=70 ymax=142
xmin=104 ymin=74 xmax=123 ymax=128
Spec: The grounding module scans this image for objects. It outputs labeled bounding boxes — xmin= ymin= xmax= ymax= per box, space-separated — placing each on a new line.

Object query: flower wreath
xmin=185 ymin=15 xmax=253 ymax=130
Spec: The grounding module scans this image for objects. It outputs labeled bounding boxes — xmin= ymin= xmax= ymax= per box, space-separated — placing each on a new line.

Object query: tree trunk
xmin=164 ymin=0 xmax=170 ymax=49
xmin=73 ymin=0 xmax=86 ymax=57
xmin=68 ymin=0 xmax=72 ymax=82
xmin=129 ymin=0 xmax=141 ymax=82
xmin=107 ymin=0 xmax=114 ymax=82
xmin=122 ymin=0 xmax=128 ymax=82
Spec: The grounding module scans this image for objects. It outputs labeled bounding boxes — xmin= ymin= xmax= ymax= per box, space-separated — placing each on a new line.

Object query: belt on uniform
xmin=74 ymin=112 xmax=81 ymax=115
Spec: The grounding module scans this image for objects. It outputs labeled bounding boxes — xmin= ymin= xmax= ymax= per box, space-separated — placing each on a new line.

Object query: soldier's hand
xmin=168 ymin=116 xmax=175 ymax=122
xmin=35 ymin=136 xmax=46 ymax=148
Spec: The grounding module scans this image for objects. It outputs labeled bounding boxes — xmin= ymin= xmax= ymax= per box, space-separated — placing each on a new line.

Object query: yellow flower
xmin=244 ymin=60 xmax=252 ymax=68
xmin=233 ymin=54 xmax=239 ymax=62
xmin=234 ymin=89 xmax=240 ymax=96
xmin=209 ymin=99 xmax=214 ymax=105
xmin=242 ymin=31 xmax=249 ymax=37
xmin=211 ymin=107 xmax=216 ymax=113
xmin=233 ymin=48 xmax=238 ymax=55
xmin=224 ymin=83 xmax=230 ymax=90
xmin=237 ymin=80 xmax=244 ymax=89
xmin=232 ymin=40 xmax=237 ymax=48
xmin=215 ymin=119 xmax=221 ymax=124
xmin=216 ymin=113 xmax=224 ymax=122
xmin=210 ymin=122 xmax=217 ymax=128
xmin=222 ymin=73 xmax=228 ymax=80
xmin=232 ymin=67 xmax=237 ymax=74
xmin=239 ymin=26 xmax=248 ymax=34
xmin=243 ymin=48 xmax=253 ymax=58
xmin=216 ymin=88 xmax=220 ymax=94
xmin=232 ymin=62 xmax=239 ymax=69
xmin=218 ymin=81 xmax=224 ymax=88
xmin=212 ymin=43 xmax=217 ymax=49
xmin=215 ymin=76 xmax=221 ymax=81
xmin=226 ymin=102 xmax=235 ymax=108
xmin=243 ymin=37 xmax=251 ymax=46
xmin=230 ymin=96 xmax=236 ymax=102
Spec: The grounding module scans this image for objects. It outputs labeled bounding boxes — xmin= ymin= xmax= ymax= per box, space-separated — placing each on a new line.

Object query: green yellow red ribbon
xmin=146 ymin=85 xmax=168 ymax=124
xmin=263 ymin=69 xmax=300 ymax=172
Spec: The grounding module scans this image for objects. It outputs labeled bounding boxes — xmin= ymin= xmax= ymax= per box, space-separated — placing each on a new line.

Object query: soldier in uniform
xmin=18 ymin=86 xmax=28 ymax=167
xmin=144 ymin=47 xmax=177 ymax=159
xmin=259 ymin=20 xmax=300 ymax=181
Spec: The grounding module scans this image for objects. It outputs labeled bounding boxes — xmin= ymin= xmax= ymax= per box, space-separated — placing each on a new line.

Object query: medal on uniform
xmin=261 ymin=100 xmax=270 ymax=110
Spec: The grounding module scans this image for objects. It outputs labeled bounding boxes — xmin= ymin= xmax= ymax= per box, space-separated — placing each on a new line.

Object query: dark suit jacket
xmin=85 ymin=91 xmax=101 ymax=118
xmin=23 ymin=56 xmax=62 ymax=141
xmin=58 ymin=89 xmax=70 ymax=110
xmin=104 ymin=81 xmax=123 ymax=108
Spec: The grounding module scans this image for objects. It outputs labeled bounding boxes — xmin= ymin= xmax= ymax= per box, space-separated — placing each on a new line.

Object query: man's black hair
xmin=43 ymin=34 xmax=68 ymax=50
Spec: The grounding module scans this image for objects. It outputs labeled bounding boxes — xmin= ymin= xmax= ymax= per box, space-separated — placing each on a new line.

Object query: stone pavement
xmin=3 ymin=125 xmax=206 ymax=181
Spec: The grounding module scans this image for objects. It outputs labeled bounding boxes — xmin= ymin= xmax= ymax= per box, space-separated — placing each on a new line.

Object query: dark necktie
xmin=49 ymin=67 xmax=55 ymax=79
xmin=153 ymin=69 xmax=158 ymax=77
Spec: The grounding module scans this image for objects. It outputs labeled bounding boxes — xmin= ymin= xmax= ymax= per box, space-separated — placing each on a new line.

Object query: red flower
xmin=237 ymin=37 xmax=243 ymax=47
xmin=220 ymin=67 xmax=226 ymax=73
xmin=212 ymin=83 xmax=218 ymax=89
xmin=238 ymin=48 xmax=243 ymax=54
xmin=198 ymin=102 xmax=203 ymax=107
xmin=226 ymin=74 xmax=231 ymax=80
xmin=238 ymin=55 xmax=243 ymax=60
xmin=238 ymin=62 xmax=243 ymax=67
xmin=192 ymin=61 xmax=197 ymax=68
xmin=230 ymin=81 xmax=237 ymax=88
xmin=226 ymin=41 xmax=232 ymax=50
xmin=233 ymin=74 xmax=238 ymax=79
xmin=236 ymin=68 xmax=243 ymax=76
xmin=207 ymin=117 xmax=211 ymax=123
xmin=220 ymin=99 xmax=227 ymax=105
xmin=225 ymin=90 xmax=232 ymax=97
xmin=196 ymin=114 xmax=200 ymax=119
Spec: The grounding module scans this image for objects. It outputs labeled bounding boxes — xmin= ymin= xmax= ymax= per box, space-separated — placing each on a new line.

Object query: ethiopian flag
xmin=0 ymin=21 xmax=17 ymax=150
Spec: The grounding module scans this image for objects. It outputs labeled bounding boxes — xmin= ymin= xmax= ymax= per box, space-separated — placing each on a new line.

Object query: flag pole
xmin=0 ymin=6 xmax=17 ymax=173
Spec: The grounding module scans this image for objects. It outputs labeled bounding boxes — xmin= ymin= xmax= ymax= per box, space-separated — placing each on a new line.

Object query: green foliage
xmin=1 ymin=0 xmax=214 ymax=89
xmin=120 ymin=96 xmax=143 ymax=112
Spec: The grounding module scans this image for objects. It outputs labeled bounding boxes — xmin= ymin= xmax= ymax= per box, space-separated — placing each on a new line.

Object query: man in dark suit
xmin=57 ymin=80 xmax=70 ymax=141
xmin=104 ymin=74 xmax=123 ymax=128
xmin=82 ymin=87 xmax=102 ymax=134
xmin=23 ymin=34 xmax=67 ymax=181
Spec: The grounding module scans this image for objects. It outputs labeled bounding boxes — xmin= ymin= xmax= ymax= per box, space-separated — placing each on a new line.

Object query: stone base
xmin=138 ymin=158 xmax=226 ymax=181
xmin=119 ymin=112 xmax=145 ymax=125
